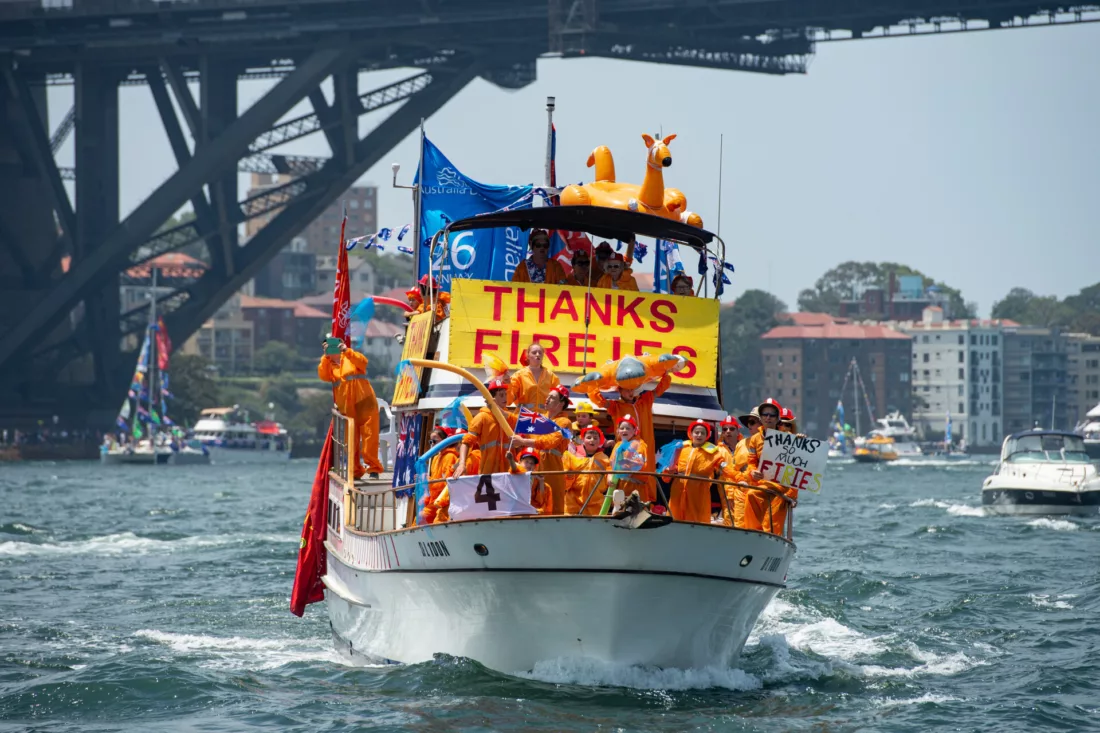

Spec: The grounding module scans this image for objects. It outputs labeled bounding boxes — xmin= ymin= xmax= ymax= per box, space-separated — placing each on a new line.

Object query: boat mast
xmin=148 ymin=266 xmax=158 ymax=453
xmin=544 ymin=96 xmax=555 ymax=189
xmin=852 ymin=358 xmax=860 ymax=436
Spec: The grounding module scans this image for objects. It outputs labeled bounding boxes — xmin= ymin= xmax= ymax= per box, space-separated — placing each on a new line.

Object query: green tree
xmin=253 ymin=340 xmax=304 ymax=375
xmin=720 ymin=290 xmax=787 ymax=414
xmin=797 ymin=261 xmax=973 ymax=319
xmin=167 ymin=353 xmax=220 ymax=426
xmin=358 ymin=250 xmax=415 ymax=291
xmin=991 ymin=287 xmax=1035 ymax=322
xmin=260 ymin=372 xmax=301 ymax=415
xmin=288 ymin=392 xmax=336 ymax=438
xmin=1064 ymin=283 xmax=1100 ymax=334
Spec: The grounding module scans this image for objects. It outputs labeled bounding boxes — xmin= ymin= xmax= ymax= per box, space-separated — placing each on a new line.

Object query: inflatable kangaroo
xmin=560 ymin=134 xmax=704 ymax=228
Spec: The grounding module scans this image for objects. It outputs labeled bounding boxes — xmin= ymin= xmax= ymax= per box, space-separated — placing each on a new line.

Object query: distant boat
xmin=192 ymin=406 xmax=291 ymax=462
xmin=1074 ymin=402 xmax=1100 ymax=460
xmin=982 ymin=430 xmax=1100 ymax=515
xmin=853 ymin=435 xmax=898 ymax=463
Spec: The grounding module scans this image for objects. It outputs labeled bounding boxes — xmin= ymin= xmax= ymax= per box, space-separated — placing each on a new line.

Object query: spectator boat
xmin=192 ymin=406 xmax=291 ymax=463
xmin=981 ymin=430 xmax=1100 ymax=515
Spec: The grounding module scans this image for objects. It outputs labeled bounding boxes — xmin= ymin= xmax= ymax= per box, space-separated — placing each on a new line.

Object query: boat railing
xmin=329 ymin=408 xmax=354 ymax=485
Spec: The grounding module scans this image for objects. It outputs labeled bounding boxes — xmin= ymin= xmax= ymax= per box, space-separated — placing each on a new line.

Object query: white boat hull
xmin=207 ymin=445 xmax=290 ymax=463
xmin=322 ymin=516 xmax=794 ymax=674
xmin=100 ymin=449 xmax=210 ymax=465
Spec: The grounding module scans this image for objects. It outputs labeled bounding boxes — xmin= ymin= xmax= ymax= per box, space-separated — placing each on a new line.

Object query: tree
xmin=167 ymin=353 xmax=220 ymax=426
xmin=797 ymin=261 xmax=974 ymax=319
xmin=358 ymin=250 xmax=415 ymax=292
xmin=253 ymin=340 xmax=304 ymax=375
xmin=991 ymin=287 xmax=1035 ymax=322
xmin=260 ymin=372 xmax=301 ymax=416
xmin=288 ymin=392 xmax=336 ymax=438
xmin=720 ymin=290 xmax=787 ymax=414
xmin=991 ymin=282 xmax=1100 ymax=334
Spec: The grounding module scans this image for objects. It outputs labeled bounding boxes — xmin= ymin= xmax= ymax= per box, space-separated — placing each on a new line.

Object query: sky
xmin=48 ymin=21 xmax=1100 ymax=316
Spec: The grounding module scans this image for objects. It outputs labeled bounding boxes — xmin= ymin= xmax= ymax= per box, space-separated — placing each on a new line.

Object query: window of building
xmin=922 ymin=335 xmax=930 ymax=344
xmin=958 ymin=386 xmax=964 ymax=396
xmin=935 ymin=369 xmax=942 ymax=377
xmin=765 ymin=355 xmax=771 ymax=362
xmin=776 ymin=389 xmax=784 ymax=397
xmin=936 ymin=352 xmax=941 ymax=360
xmin=923 ymin=353 xmax=930 ymax=363
xmin=992 ymin=335 xmax=998 ymax=346
xmin=792 ymin=388 xmax=798 ymax=397
xmin=777 ymin=356 xmax=783 ymax=366
xmin=923 ymin=369 xmax=930 ymax=378
xmin=958 ymin=334 xmax=965 ymax=345
xmin=958 ymin=368 xmax=964 ymax=379
xmin=900 ymin=372 xmax=909 ymax=382
xmin=792 ymin=355 xmax=798 ymax=363
xmin=935 ymin=334 xmax=941 ymax=342
xmin=958 ymin=351 xmax=964 ymax=363
xmin=971 ymin=335 xmax=977 ymax=345
xmin=777 ymin=373 xmax=783 ymax=380
xmin=349 ymin=200 xmax=359 ymax=209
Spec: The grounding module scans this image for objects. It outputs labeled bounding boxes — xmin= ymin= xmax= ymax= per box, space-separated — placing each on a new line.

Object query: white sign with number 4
xmin=447 ymin=473 xmax=538 ymax=520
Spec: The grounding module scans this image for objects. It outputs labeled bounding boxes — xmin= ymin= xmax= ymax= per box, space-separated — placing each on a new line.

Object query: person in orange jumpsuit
xmin=506 ymin=342 xmax=561 ymax=412
xmin=608 ymin=415 xmax=649 ymax=506
xmin=589 ymin=372 xmax=672 ymax=503
xmin=511 ymin=228 xmax=568 ymax=285
xmin=316 ymin=339 xmax=383 ymax=479
xmin=453 ymin=378 xmax=517 ymax=478
xmin=508 ymin=447 xmax=550 ymax=513
xmin=407 ymin=274 xmax=450 ymax=322
xmin=570 ymin=400 xmax=599 ymax=456
xmin=561 ymin=426 xmax=612 ymax=515
xmin=664 ymin=419 xmax=728 ymax=524
xmin=596 ymin=252 xmax=639 ymax=291
xmin=742 ymin=398 xmax=787 ymax=532
xmin=713 ymin=415 xmax=744 ymax=525
xmin=564 ymin=245 xmax=595 ymax=288
xmin=420 ymin=427 xmax=458 ymax=524
xmin=511 ymin=385 xmax=577 ymax=515
xmin=672 ymin=273 xmax=695 ymax=297
xmin=760 ymin=407 xmax=803 ymax=535
xmin=430 ymin=430 xmax=479 ymax=524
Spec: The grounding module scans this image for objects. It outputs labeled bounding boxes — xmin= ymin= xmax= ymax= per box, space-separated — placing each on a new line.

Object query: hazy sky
xmin=48 ymin=22 xmax=1100 ymax=316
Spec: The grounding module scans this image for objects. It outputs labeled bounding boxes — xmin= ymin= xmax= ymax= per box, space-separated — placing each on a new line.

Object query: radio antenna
xmin=716 ymin=133 xmax=724 ymax=238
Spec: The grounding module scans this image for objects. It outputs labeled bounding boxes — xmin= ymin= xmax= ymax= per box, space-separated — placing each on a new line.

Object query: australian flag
xmin=515 ymin=407 xmax=572 ymax=440
xmin=392 ymin=413 xmax=422 ymax=497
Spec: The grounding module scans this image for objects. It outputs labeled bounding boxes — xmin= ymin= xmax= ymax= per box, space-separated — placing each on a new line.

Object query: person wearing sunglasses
xmin=511 ymin=228 xmax=568 ymax=285
xmin=565 ymin=245 xmax=596 ymax=288
xmin=739 ymin=398 xmax=784 ymax=532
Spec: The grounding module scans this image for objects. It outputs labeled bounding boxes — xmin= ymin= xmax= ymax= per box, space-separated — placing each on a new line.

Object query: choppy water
xmin=2 ymin=456 xmax=1098 ymax=731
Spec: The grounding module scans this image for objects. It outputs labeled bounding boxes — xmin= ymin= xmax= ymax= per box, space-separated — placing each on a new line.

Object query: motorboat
xmin=294 ymin=121 xmax=805 ymax=675
xmin=853 ymin=435 xmax=898 ymax=463
xmin=192 ymin=406 xmax=291 ymax=462
xmin=1074 ymin=402 xmax=1100 ymax=460
xmin=100 ymin=434 xmax=210 ymax=465
xmin=981 ymin=430 xmax=1100 ymax=515
xmin=864 ymin=411 xmax=922 ymax=458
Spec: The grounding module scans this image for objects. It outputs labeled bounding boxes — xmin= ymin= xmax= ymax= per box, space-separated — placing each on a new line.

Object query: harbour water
xmin=2 ymin=457 xmax=1097 ymax=731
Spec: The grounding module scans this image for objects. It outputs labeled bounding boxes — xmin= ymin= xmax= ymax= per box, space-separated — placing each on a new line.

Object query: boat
xmin=192 ymin=406 xmax=292 ymax=462
xmin=865 ymin=411 xmax=923 ymax=459
xmin=1074 ymin=402 xmax=1100 ymax=460
xmin=101 ymin=267 xmax=210 ymax=466
xmin=981 ymin=429 xmax=1100 ymax=515
xmin=301 ymin=109 xmax=801 ymax=675
xmin=852 ymin=435 xmax=898 ymax=463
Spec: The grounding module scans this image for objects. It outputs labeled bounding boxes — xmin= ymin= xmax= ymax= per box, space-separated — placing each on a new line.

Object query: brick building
xmin=759 ymin=322 xmax=912 ymax=436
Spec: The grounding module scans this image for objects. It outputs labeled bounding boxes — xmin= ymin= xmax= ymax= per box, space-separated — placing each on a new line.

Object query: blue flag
xmin=654 ymin=240 xmax=686 ymax=294
xmin=515 ymin=407 xmax=572 ymax=440
xmin=415 ymin=136 xmax=534 ymax=291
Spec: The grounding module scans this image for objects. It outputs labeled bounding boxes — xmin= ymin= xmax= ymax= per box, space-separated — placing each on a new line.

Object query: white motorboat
xmin=192 ymin=406 xmax=291 ymax=462
xmin=864 ymin=411 xmax=923 ymax=458
xmin=981 ymin=430 xmax=1100 ymax=515
xmin=100 ymin=435 xmax=210 ymax=465
xmin=1074 ymin=402 xmax=1100 ymax=460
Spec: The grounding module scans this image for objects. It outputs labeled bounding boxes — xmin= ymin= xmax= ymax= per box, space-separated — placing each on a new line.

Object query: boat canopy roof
xmin=1005 ymin=429 xmax=1082 ymax=442
xmin=446 ymin=206 xmax=716 ymax=251
xmin=200 ymin=407 xmax=237 ymax=416
xmin=1001 ymin=430 xmax=1089 ymax=462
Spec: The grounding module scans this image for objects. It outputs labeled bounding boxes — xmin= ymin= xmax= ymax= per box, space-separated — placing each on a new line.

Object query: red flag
xmin=290 ymin=421 xmax=333 ymax=616
xmin=551 ymin=230 xmax=593 ymax=276
xmin=331 ymin=208 xmax=351 ymax=345
xmin=291 ymin=207 xmax=349 ymax=617
xmin=155 ymin=317 xmax=172 ymax=371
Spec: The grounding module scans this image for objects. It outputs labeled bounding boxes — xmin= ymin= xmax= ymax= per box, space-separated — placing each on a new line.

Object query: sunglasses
xmin=574 ymin=259 xmax=590 ymax=266
xmin=761 ymin=412 xmax=779 ymax=419
xmin=530 ymin=241 xmax=549 ymax=249
xmin=721 ymin=426 xmax=738 ymax=431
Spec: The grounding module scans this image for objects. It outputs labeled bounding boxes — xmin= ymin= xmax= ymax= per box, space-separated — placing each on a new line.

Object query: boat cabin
xmin=999 ymin=430 xmax=1091 ymax=464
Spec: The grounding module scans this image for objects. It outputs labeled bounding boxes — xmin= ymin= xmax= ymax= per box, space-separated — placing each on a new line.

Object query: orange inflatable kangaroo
xmin=560 ymin=134 xmax=703 ymax=228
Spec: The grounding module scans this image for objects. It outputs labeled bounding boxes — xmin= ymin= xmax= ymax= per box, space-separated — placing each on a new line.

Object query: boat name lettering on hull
xmin=419 ymin=540 xmax=450 ymax=558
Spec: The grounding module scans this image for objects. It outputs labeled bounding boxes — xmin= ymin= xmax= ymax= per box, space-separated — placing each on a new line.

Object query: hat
xmin=719 ymin=415 xmax=741 ymax=430
xmin=518 ymin=447 xmax=540 ymax=464
xmin=595 ymin=240 xmax=613 ymax=254
xmin=672 ymin=273 xmax=694 ymax=288
xmin=548 ymin=384 xmax=571 ymax=407
xmin=486 ymin=378 xmax=508 ymax=393
xmin=574 ymin=400 xmax=597 ymax=415
xmin=617 ymin=415 xmax=639 ymax=432
xmin=580 ymin=425 xmax=605 ymax=441
xmin=571 ymin=244 xmax=593 ymax=260
xmin=607 ymin=252 xmax=626 ymax=263
xmin=779 ymin=407 xmax=796 ymax=422
xmin=737 ymin=407 xmax=760 ymax=425
xmin=687 ymin=419 xmax=712 ymax=439
xmin=757 ymin=398 xmax=783 ymax=416
xmin=528 ymin=228 xmax=550 ymax=244
xmin=418 ymin=274 xmax=439 ymax=288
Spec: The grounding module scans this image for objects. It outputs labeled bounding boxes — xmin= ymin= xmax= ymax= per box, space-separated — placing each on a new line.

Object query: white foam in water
xmin=0 ymin=531 xmax=297 ymax=557
xmin=1026 ymin=518 xmax=1079 ymax=532
xmin=875 ymin=693 xmax=962 ymax=707
xmin=134 ymin=629 xmax=354 ymax=671
xmin=909 ymin=499 xmax=985 ymax=517
xmin=747 ymin=599 xmax=985 ymax=681
xmin=521 ymin=657 xmax=761 ymax=691
xmin=1028 ymin=593 xmax=1076 ymax=610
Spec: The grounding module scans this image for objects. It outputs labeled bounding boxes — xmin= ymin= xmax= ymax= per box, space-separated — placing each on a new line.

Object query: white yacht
xmin=864 ymin=411 xmax=923 ymax=458
xmin=1074 ymin=402 xmax=1100 ymax=460
xmin=192 ymin=406 xmax=291 ymax=462
xmin=981 ymin=430 xmax=1100 ymax=515
xmin=101 ymin=434 xmax=210 ymax=465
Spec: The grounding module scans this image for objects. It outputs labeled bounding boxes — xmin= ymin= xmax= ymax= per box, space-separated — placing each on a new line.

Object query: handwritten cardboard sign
xmin=758 ymin=429 xmax=827 ymax=493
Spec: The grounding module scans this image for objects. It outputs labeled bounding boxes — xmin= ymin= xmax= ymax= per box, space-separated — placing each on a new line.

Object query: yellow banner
xmin=391 ymin=312 xmax=434 ymax=406
xmin=448 ymin=279 xmax=718 ymax=388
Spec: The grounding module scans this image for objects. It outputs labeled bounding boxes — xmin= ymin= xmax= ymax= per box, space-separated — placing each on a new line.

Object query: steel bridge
xmin=0 ymin=0 xmax=1096 ymax=428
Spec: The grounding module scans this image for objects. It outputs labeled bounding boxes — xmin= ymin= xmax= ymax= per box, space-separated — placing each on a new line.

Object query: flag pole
xmin=544 ymin=96 xmax=555 ymax=190
xmin=412 ymin=119 xmax=425 ymax=286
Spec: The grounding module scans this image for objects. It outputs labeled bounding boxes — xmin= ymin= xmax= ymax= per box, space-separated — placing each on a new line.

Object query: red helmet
xmin=687 ymin=419 xmax=712 ymax=439
xmin=580 ymin=425 xmax=605 ymax=441
xmin=758 ymin=398 xmax=783 ymax=416
xmin=719 ymin=415 xmax=741 ymax=431
xmin=617 ymin=415 xmax=639 ymax=432
xmin=486 ymin=378 xmax=508 ymax=393
xmin=779 ymin=407 xmax=796 ymax=422
xmin=518 ymin=447 xmax=540 ymax=463
xmin=607 ymin=252 xmax=626 ymax=263
xmin=418 ymin=274 xmax=439 ymax=288
xmin=548 ymin=384 xmax=571 ymax=407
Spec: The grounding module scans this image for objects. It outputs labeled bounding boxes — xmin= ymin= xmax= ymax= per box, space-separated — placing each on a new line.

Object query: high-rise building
xmin=1066 ymin=333 xmax=1100 ymax=427
xmin=1001 ymin=326 xmax=1070 ymax=433
xmin=759 ymin=321 xmax=912 ymax=436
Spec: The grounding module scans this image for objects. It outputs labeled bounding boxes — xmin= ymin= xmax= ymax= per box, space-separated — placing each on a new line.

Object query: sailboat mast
xmin=149 ymin=266 xmax=158 ymax=453
xmin=853 ymin=359 xmax=860 ymax=436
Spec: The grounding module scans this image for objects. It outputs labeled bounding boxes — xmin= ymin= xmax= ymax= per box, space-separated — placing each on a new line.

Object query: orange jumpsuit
xmin=562 ymin=450 xmax=611 ymax=515
xmin=511 ymin=462 xmax=551 ymax=514
xmin=521 ymin=414 xmax=574 ymax=515
xmin=743 ymin=428 xmax=788 ymax=533
xmin=506 ymin=367 xmax=560 ymax=412
xmin=431 ymin=450 xmax=479 ymax=524
xmin=609 ymin=438 xmax=649 ymax=504
xmin=461 ymin=407 xmax=517 ymax=476
xmin=411 ymin=291 xmax=450 ymax=321
xmin=667 ymin=441 xmax=728 ymax=524
xmin=763 ymin=426 xmax=800 ymax=535
xmin=591 ymin=372 xmax=671 ymax=503
xmin=420 ymin=446 xmax=458 ymax=524
xmin=596 ymin=273 xmax=640 ymax=291
xmin=317 ymin=348 xmax=383 ymax=476
xmin=512 ymin=258 xmax=568 ymax=285
xmin=717 ymin=440 xmax=748 ymax=527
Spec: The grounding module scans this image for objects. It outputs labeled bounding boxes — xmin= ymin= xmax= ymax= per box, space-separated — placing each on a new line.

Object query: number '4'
xmin=474 ymin=476 xmax=502 ymax=511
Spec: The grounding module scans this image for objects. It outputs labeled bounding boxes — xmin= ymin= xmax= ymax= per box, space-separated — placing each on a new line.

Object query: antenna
xmin=716 ymin=133 xmax=724 ymax=238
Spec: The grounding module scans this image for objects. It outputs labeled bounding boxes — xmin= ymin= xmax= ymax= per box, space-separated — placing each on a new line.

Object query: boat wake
xmin=133 ymin=629 xmax=349 ymax=672
xmin=0 ymin=531 xmax=297 ymax=557
xmin=908 ymin=498 xmax=986 ymax=517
